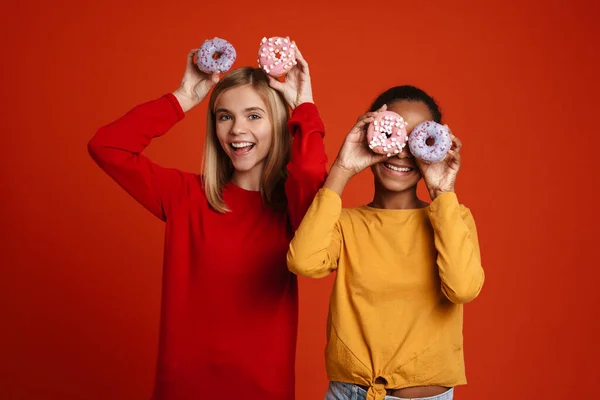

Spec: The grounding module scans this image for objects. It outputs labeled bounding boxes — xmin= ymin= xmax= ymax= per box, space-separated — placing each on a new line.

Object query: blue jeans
xmin=325 ymin=381 xmax=454 ymax=400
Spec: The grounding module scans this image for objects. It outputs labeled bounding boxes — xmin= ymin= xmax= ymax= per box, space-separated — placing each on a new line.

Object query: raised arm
xmin=267 ymin=42 xmax=328 ymax=230
xmin=88 ymin=50 xmax=220 ymax=221
xmin=417 ymin=129 xmax=484 ymax=303
xmin=287 ymin=110 xmax=386 ymax=277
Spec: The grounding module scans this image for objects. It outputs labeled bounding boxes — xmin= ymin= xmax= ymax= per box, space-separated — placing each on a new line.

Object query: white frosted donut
xmin=366 ymin=111 xmax=409 ymax=156
xmin=408 ymin=121 xmax=451 ymax=163
xmin=257 ymin=36 xmax=297 ymax=77
xmin=196 ymin=37 xmax=236 ymax=73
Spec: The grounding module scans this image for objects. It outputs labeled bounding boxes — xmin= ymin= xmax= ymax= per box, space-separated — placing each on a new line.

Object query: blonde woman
xmin=88 ymin=45 xmax=326 ymax=400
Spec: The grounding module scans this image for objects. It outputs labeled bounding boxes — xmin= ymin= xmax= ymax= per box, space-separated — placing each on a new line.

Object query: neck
xmin=370 ymin=181 xmax=427 ymax=210
xmin=230 ymin=164 xmax=264 ymax=192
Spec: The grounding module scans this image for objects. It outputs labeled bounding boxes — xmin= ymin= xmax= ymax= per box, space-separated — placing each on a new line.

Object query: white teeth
xmin=231 ymin=142 xmax=254 ymax=149
xmin=384 ymin=163 xmax=411 ymax=172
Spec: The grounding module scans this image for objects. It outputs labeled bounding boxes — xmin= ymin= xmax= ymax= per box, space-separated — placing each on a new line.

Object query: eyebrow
xmin=214 ymin=107 xmax=266 ymax=114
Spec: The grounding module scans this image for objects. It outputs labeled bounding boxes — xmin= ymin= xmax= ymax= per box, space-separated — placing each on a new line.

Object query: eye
xmin=218 ymin=114 xmax=232 ymax=121
xmin=249 ymin=114 xmax=261 ymax=120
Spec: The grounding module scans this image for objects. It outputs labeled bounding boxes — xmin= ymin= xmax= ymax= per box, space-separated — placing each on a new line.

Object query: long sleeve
xmin=284 ymin=102 xmax=328 ymax=231
xmin=88 ymin=94 xmax=189 ymax=221
xmin=428 ymin=192 xmax=485 ymax=304
xmin=287 ymin=188 xmax=342 ymax=278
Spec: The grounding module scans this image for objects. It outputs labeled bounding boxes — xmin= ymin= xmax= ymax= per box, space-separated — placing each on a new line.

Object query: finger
xmin=187 ymin=49 xmax=199 ymax=65
xmin=293 ymin=41 xmax=306 ymax=62
xmin=203 ymin=71 xmax=220 ymax=90
xmin=451 ymin=134 xmax=463 ymax=151
xmin=268 ymin=75 xmax=285 ymax=91
xmin=447 ymin=149 xmax=461 ymax=165
xmin=368 ymin=105 xmax=387 ymax=121
xmin=452 ymin=148 xmax=461 ymax=162
xmin=348 ymin=117 xmax=374 ymax=142
xmin=212 ymin=70 xmax=221 ymax=83
xmin=345 ymin=129 xmax=363 ymax=143
xmin=188 ymin=49 xmax=198 ymax=59
xmin=292 ymin=41 xmax=309 ymax=70
xmin=354 ymin=116 xmax=374 ymax=129
xmin=356 ymin=112 xmax=378 ymax=123
xmin=444 ymin=124 xmax=461 ymax=149
xmin=348 ymin=121 xmax=372 ymax=142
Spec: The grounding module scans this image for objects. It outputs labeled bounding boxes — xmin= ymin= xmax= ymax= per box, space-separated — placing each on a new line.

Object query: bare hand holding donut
xmin=267 ymin=42 xmax=313 ymax=110
xmin=331 ymin=107 xmax=390 ymax=178
xmin=173 ymin=49 xmax=220 ymax=113
xmin=417 ymin=128 xmax=462 ymax=200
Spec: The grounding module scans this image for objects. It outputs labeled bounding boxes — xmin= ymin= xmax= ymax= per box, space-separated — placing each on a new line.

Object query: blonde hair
xmin=202 ymin=67 xmax=291 ymax=213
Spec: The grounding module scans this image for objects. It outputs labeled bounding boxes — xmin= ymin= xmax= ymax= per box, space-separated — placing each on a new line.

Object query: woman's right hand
xmin=267 ymin=41 xmax=313 ymax=110
xmin=325 ymin=107 xmax=390 ymax=196
xmin=173 ymin=49 xmax=220 ymax=113
xmin=332 ymin=106 xmax=390 ymax=177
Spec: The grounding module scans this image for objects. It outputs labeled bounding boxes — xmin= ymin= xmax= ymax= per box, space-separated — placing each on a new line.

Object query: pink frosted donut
xmin=408 ymin=121 xmax=451 ymax=163
xmin=367 ymin=111 xmax=409 ymax=156
xmin=195 ymin=37 xmax=236 ymax=73
xmin=257 ymin=36 xmax=297 ymax=77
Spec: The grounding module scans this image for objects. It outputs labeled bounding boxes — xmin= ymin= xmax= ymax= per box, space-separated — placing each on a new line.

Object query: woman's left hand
xmin=267 ymin=41 xmax=313 ymax=109
xmin=417 ymin=128 xmax=462 ymax=200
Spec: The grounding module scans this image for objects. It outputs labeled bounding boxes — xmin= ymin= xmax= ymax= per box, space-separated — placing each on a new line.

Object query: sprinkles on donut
xmin=257 ymin=36 xmax=297 ymax=77
xmin=408 ymin=121 xmax=451 ymax=163
xmin=367 ymin=111 xmax=409 ymax=157
xmin=195 ymin=37 xmax=236 ymax=74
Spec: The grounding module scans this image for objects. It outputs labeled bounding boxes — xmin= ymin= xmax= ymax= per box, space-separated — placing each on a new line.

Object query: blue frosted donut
xmin=408 ymin=121 xmax=451 ymax=163
xmin=195 ymin=37 xmax=236 ymax=73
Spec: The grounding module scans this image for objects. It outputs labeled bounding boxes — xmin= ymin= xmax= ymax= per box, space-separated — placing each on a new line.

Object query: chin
xmin=378 ymin=177 xmax=419 ymax=192
xmin=231 ymin=160 xmax=258 ymax=172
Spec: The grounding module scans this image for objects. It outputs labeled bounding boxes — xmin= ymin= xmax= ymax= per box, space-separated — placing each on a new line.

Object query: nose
xmin=231 ymin=118 xmax=248 ymax=135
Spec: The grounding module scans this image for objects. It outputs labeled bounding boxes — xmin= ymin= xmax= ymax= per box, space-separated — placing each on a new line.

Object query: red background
xmin=1 ymin=0 xmax=599 ymax=399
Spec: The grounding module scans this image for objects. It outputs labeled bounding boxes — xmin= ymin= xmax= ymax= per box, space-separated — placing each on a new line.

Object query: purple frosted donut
xmin=195 ymin=37 xmax=236 ymax=73
xmin=408 ymin=121 xmax=451 ymax=163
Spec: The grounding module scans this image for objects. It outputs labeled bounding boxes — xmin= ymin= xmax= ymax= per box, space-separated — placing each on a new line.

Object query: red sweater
xmin=88 ymin=94 xmax=327 ymax=400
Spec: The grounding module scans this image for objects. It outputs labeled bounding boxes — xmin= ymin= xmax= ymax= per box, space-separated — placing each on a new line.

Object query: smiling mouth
xmin=230 ymin=142 xmax=255 ymax=155
xmin=383 ymin=163 xmax=414 ymax=173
